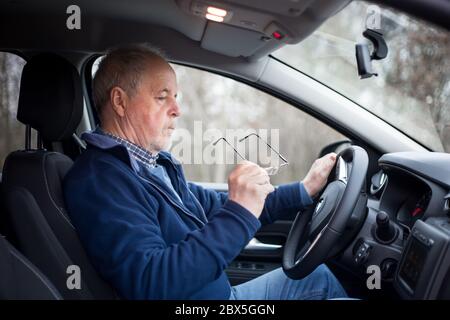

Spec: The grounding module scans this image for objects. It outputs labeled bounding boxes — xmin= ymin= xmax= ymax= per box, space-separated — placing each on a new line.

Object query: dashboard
xmin=371 ymin=168 xmax=433 ymax=230
xmin=376 ymin=152 xmax=450 ymax=230
xmin=376 ymin=152 xmax=450 ymax=299
xmin=338 ymin=151 xmax=450 ymax=300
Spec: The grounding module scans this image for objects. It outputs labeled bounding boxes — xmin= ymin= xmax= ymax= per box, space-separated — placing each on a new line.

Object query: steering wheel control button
xmin=314 ymin=197 xmax=325 ymax=215
xmin=354 ymin=241 xmax=371 ymax=265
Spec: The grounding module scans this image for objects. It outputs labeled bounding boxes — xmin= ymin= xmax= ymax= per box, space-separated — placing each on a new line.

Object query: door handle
xmin=244 ymin=238 xmax=282 ymax=251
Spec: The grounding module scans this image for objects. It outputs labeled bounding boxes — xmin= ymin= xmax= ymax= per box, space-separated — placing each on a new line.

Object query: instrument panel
xmin=370 ymin=168 xmax=437 ymax=229
xmin=396 ymin=190 xmax=432 ymax=227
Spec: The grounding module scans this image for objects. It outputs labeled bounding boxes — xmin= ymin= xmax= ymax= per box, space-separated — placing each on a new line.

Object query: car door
xmin=169 ymin=63 xmax=350 ymax=285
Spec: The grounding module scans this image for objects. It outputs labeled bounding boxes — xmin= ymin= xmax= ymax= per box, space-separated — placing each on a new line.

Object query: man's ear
xmin=110 ymin=86 xmax=128 ymax=117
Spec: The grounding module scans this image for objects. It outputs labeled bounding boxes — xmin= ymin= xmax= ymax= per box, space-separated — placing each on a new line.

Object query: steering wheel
xmin=282 ymin=146 xmax=369 ymax=279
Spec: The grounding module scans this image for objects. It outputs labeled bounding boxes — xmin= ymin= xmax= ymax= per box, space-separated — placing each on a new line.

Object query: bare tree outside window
xmin=273 ymin=1 xmax=450 ymax=152
xmin=0 ymin=53 xmax=26 ymax=169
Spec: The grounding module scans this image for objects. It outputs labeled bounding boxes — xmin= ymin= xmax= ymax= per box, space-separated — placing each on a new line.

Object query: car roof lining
xmin=0 ymin=0 xmax=352 ymax=60
xmin=1 ymin=0 xmax=448 ymax=63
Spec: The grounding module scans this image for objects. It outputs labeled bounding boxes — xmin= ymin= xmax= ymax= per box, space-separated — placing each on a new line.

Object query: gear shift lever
xmin=373 ymin=211 xmax=398 ymax=244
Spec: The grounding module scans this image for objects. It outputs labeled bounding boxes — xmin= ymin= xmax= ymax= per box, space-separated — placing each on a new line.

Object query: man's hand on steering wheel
xmin=283 ymin=146 xmax=369 ymax=280
xmin=302 ymin=153 xmax=337 ymax=198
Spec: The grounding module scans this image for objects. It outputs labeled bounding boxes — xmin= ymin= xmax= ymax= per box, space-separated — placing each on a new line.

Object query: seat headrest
xmin=17 ymin=53 xmax=83 ymax=141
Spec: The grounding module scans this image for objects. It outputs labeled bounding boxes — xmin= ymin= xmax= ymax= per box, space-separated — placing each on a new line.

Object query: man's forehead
xmin=143 ymin=62 xmax=177 ymax=90
xmin=144 ymin=57 xmax=173 ymax=74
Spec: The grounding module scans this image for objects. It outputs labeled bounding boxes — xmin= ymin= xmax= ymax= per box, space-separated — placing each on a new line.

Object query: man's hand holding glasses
xmin=227 ymin=161 xmax=275 ymax=218
xmin=213 ymin=133 xmax=287 ymax=218
xmin=213 ymin=133 xmax=337 ymax=214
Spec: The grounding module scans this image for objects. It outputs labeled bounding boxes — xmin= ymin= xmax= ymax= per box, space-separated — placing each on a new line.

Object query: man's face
xmin=125 ymin=61 xmax=180 ymax=153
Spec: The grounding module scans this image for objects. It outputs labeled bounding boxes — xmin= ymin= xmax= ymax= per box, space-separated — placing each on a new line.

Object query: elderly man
xmin=63 ymin=44 xmax=347 ymax=300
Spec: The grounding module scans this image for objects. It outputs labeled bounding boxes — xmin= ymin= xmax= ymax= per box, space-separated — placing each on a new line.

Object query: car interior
xmin=0 ymin=0 xmax=449 ymax=300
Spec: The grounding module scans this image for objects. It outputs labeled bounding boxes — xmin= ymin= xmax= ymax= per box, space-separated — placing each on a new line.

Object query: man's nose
xmin=171 ymin=100 xmax=181 ymax=117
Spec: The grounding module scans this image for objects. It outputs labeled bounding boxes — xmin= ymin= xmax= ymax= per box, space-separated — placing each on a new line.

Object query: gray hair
xmin=92 ymin=43 xmax=168 ymax=116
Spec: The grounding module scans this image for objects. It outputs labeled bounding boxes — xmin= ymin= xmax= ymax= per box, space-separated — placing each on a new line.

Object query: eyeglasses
xmin=212 ymin=133 xmax=289 ymax=176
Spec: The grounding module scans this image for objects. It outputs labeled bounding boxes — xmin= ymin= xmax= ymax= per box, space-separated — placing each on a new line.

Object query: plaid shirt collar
xmin=100 ymin=129 xmax=159 ymax=169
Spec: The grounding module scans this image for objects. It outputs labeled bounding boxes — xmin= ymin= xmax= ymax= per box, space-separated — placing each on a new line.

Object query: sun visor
xmin=201 ymin=22 xmax=268 ymax=57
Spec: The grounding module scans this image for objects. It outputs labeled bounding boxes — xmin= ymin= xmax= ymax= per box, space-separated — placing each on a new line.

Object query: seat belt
xmin=72 ymin=133 xmax=87 ymax=150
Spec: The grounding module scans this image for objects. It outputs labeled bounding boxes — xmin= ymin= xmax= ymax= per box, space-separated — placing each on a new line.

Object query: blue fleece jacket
xmin=63 ymin=131 xmax=313 ymax=300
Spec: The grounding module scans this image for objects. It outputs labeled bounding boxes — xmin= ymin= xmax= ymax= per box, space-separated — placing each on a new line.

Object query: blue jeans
xmin=229 ymin=264 xmax=348 ymax=300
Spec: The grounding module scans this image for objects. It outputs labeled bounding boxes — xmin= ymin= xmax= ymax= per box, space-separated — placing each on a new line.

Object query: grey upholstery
xmin=1 ymin=53 xmax=115 ymax=299
xmin=0 ymin=231 xmax=62 ymax=300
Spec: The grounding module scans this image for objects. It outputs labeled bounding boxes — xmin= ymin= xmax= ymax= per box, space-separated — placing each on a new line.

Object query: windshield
xmin=273 ymin=1 xmax=449 ymax=152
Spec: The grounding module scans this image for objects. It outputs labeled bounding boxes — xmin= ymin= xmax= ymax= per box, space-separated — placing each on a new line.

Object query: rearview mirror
xmin=355 ymin=29 xmax=388 ymax=79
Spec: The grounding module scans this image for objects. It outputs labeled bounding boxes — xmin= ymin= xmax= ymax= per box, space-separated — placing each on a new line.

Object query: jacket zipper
xmin=187 ymin=187 xmax=209 ymax=223
xmin=159 ymin=158 xmax=209 ymax=224
xmin=137 ymin=175 xmax=206 ymax=227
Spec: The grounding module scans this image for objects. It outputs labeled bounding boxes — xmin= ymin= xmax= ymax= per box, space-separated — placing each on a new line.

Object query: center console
xmin=394 ymin=217 xmax=450 ymax=299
